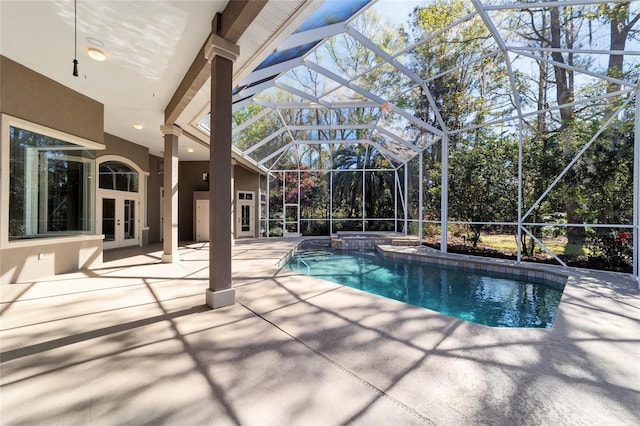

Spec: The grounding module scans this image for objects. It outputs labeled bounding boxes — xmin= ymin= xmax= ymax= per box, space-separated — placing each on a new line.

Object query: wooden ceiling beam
xmin=164 ymin=0 xmax=268 ymax=124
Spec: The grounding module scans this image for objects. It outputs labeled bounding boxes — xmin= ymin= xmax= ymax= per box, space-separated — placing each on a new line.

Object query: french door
xmin=237 ymin=191 xmax=255 ymax=238
xmin=100 ymin=194 xmax=139 ymax=249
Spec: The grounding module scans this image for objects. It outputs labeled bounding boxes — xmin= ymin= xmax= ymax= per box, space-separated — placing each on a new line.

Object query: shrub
xmin=586 ymin=231 xmax=632 ymax=270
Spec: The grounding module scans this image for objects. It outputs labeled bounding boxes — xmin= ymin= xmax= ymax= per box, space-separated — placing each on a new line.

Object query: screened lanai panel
xmin=276 ymin=65 xmax=341 ymax=99
xmin=294 ymin=0 xmax=372 ymax=33
xmin=250 ymin=132 xmax=294 ymax=164
xmin=394 ymin=8 xmax=478 ymax=71
xmin=236 ymin=0 xmax=373 ymax=95
xmin=453 ymin=56 xmax=516 ymax=129
xmin=352 ymin=62 xmax=417 ymax=101
xmin=370 ymin=132 xmax=417 ymax=164
xmin=278 ymin=106 xmax=331 ymax=126
xmin=399 ymin=11 xmax=500 ymax=79
xmin=302 ymin=143 xmax=334 ymax=169
xmin=310 ymin=33 xmax=387 ymax=82
xmin=254 ymin=86 xmax=318 ymax=107
xmin=267 ymin=143 xmax=330 ymax=170
xmin=256 ymin=41 xmax=322 ymax=73
xmin=447 ymin=122 xmax=519 ymax=225
xmin=509 ymin=53 xmax=637 ymax=118
xmin=520 ymin=98 xmax=634 ymax=224
xmin=509 ymin=49 xmax=640 ymax=89
xmin=319 ymin=85 xmax=370 ymax=103
xmin=232 ymin=109 xmax=284 ymax=152
xmin=231 ymin=104 xmax=270 ymax=129
xmin=333 ymin=106 xmax=380 ymax=127
xmin=494 ymin=1 xmax=640 ymax=55
xmin=376 ymin=110 xmax=424 ymax=148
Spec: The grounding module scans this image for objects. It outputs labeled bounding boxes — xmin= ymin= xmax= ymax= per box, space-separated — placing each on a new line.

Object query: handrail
xmin=297 ymin=254 xmax=311 ymax=275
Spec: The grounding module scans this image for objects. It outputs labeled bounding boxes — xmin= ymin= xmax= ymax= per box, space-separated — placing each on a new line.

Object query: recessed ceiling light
xmin=87 ymin=48 xmax=106 ymax=61
xmin=187 ymin=147 xmax=195 ymax=153
xmin=86 ymin=37 xmax=104 ymax=47
xmin=132 ymin=122 xmax=144 ymax=130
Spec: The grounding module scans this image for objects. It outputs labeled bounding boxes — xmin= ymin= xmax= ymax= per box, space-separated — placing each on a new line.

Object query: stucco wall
xmin=234 ymin=164 xmax=262 ymax=238
xmin=178 ymin=161 xmax=209 ymax=241
xmin=176 ymin=162 xmax=263 ymax=241
xmin=100 ymin=133 xmax=149 ymax=173
xmin=0 ymin=55 xmax=103 ymax=143
xmin=0 ymin=237 xmax=103 ymax=285
xmin=0 ymin=56 xmax=105 ymax=284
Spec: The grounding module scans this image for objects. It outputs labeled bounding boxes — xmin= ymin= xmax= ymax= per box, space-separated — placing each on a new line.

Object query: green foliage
xmin=447 ymin=131 xmax=518 ymax=245
xmin=586 ymin=231 xmax=633 ymax=270
xmin=331 ymin=145 xmax=395 ymax=219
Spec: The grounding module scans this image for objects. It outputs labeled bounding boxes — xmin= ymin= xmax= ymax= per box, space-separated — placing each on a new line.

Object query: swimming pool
xmin=285 ymin=249 xmax=565 ymax=328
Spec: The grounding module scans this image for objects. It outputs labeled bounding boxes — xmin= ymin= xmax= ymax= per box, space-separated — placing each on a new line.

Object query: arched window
xmin=99 ymin=161 xmax=139 ymax=192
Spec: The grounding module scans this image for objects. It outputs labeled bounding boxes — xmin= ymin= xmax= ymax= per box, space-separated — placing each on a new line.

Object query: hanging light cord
xmin=72 ymin=0 xmax=78 ymax=77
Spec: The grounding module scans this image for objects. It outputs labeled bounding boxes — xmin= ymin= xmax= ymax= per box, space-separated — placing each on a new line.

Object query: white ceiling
xmin=0 ymin=0 xmax=320 ymax=161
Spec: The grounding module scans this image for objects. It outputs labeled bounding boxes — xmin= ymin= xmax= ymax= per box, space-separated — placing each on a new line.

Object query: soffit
xmin=0 ymin=0 xmax=322 ymax=161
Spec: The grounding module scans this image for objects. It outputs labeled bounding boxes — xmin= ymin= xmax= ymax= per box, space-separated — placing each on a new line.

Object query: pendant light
xmin=72 ymin=0 xmax=78 ymax=77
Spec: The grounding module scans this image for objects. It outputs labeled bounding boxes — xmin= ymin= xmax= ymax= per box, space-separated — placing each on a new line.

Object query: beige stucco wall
xmin=178 ymin=161 xmax=209 ymax=241
xmin=100 ymin=133 xmax=149 ymax=173
xmin=0 ymin=56 xmax=105 ymax=284
xmin=177 ymin=162 xmax=263 ymax=241
xmin=234 ymin=164 xmax=262 ymax=238
xmin=0 ymin=237 xmax=103 ymax=285
xmin=0 ymin=55 xmax=104 ymax=143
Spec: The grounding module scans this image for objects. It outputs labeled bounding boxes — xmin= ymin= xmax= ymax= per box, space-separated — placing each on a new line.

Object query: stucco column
xmin=160 ymin=124 xmax=182 ymax=263
xmin=205 ymin=21 xmax=240 ymax=309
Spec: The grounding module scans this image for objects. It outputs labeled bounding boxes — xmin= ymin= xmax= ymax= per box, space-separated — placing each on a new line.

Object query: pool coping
xmin=376 ymin=244 xmax=569 ymax=288
xmin=281 ymin=239 xmax=570 ymax=289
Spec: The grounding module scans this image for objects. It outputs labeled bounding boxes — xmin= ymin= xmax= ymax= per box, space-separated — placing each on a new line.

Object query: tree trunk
xmin=550 ymin=7 xmax=574 ymax=124
xmin=605 ymin=3 xmax=640 ymax=113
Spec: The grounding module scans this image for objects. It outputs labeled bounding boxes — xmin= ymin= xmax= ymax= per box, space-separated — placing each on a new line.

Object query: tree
xmin=448 ymin=131 xmax=518 ymax=246
xmin=332 ymin=145 xmax=395 ymax=220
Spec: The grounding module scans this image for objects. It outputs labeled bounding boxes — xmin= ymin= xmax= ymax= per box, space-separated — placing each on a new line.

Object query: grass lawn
xmin=480 ymin=234 xmax=588 ymax=256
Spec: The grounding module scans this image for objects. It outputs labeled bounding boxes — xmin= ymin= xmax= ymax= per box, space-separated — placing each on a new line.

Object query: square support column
xmin=160 ymin=125 xmax=182 ymax=263
xmin=206 ymin=23 xmax=240 ymax=309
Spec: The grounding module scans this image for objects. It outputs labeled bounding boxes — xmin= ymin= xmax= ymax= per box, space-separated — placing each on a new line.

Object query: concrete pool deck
xmin=1 ymin=239 xmax=639 ymax=425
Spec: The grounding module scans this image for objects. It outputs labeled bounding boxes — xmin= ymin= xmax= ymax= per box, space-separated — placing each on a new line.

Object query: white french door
xmin=100 ymin=194 xmax=140 ymax=249
xmin=237 ymin=191 xmax=255 ymax=238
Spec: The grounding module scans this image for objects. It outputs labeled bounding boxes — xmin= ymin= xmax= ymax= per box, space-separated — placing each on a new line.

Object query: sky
xmin=371 ymin=0 xmax=422 ymax=27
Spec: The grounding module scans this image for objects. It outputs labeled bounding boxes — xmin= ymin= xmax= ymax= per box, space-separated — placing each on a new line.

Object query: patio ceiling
xmin=0 ymin=0 xmax=322 ymax=161
xmin=193 ymin=0 xmax=640 ymax=169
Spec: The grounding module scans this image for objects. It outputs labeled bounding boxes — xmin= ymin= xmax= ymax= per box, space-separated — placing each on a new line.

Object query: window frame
xmin=1 ymin=113 xmax=105 ymax=248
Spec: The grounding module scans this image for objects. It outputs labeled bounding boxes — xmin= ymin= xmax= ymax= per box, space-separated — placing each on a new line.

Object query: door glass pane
xmin=285 ymin=205 xmax=297 ymax=222
xmin=102 ymin=198 xmax=116 ymax=242
xmin=123 ymin=199 xmax=135 ymax=240
xmin=241 ymin=205 xmax=251 ymax=232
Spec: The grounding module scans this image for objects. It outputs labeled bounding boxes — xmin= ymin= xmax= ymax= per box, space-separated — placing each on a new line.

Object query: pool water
xmin=286 ymin=249 xmax=564 ymax=328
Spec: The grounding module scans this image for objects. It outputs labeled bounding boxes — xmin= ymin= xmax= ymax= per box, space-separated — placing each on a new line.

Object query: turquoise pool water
xmin=285 ymin=249 xmax=564 ymax=328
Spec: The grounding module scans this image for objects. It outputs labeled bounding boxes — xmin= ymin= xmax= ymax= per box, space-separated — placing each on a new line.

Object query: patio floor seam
xmin=237 ymin=300 xmax=436 ymax=425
